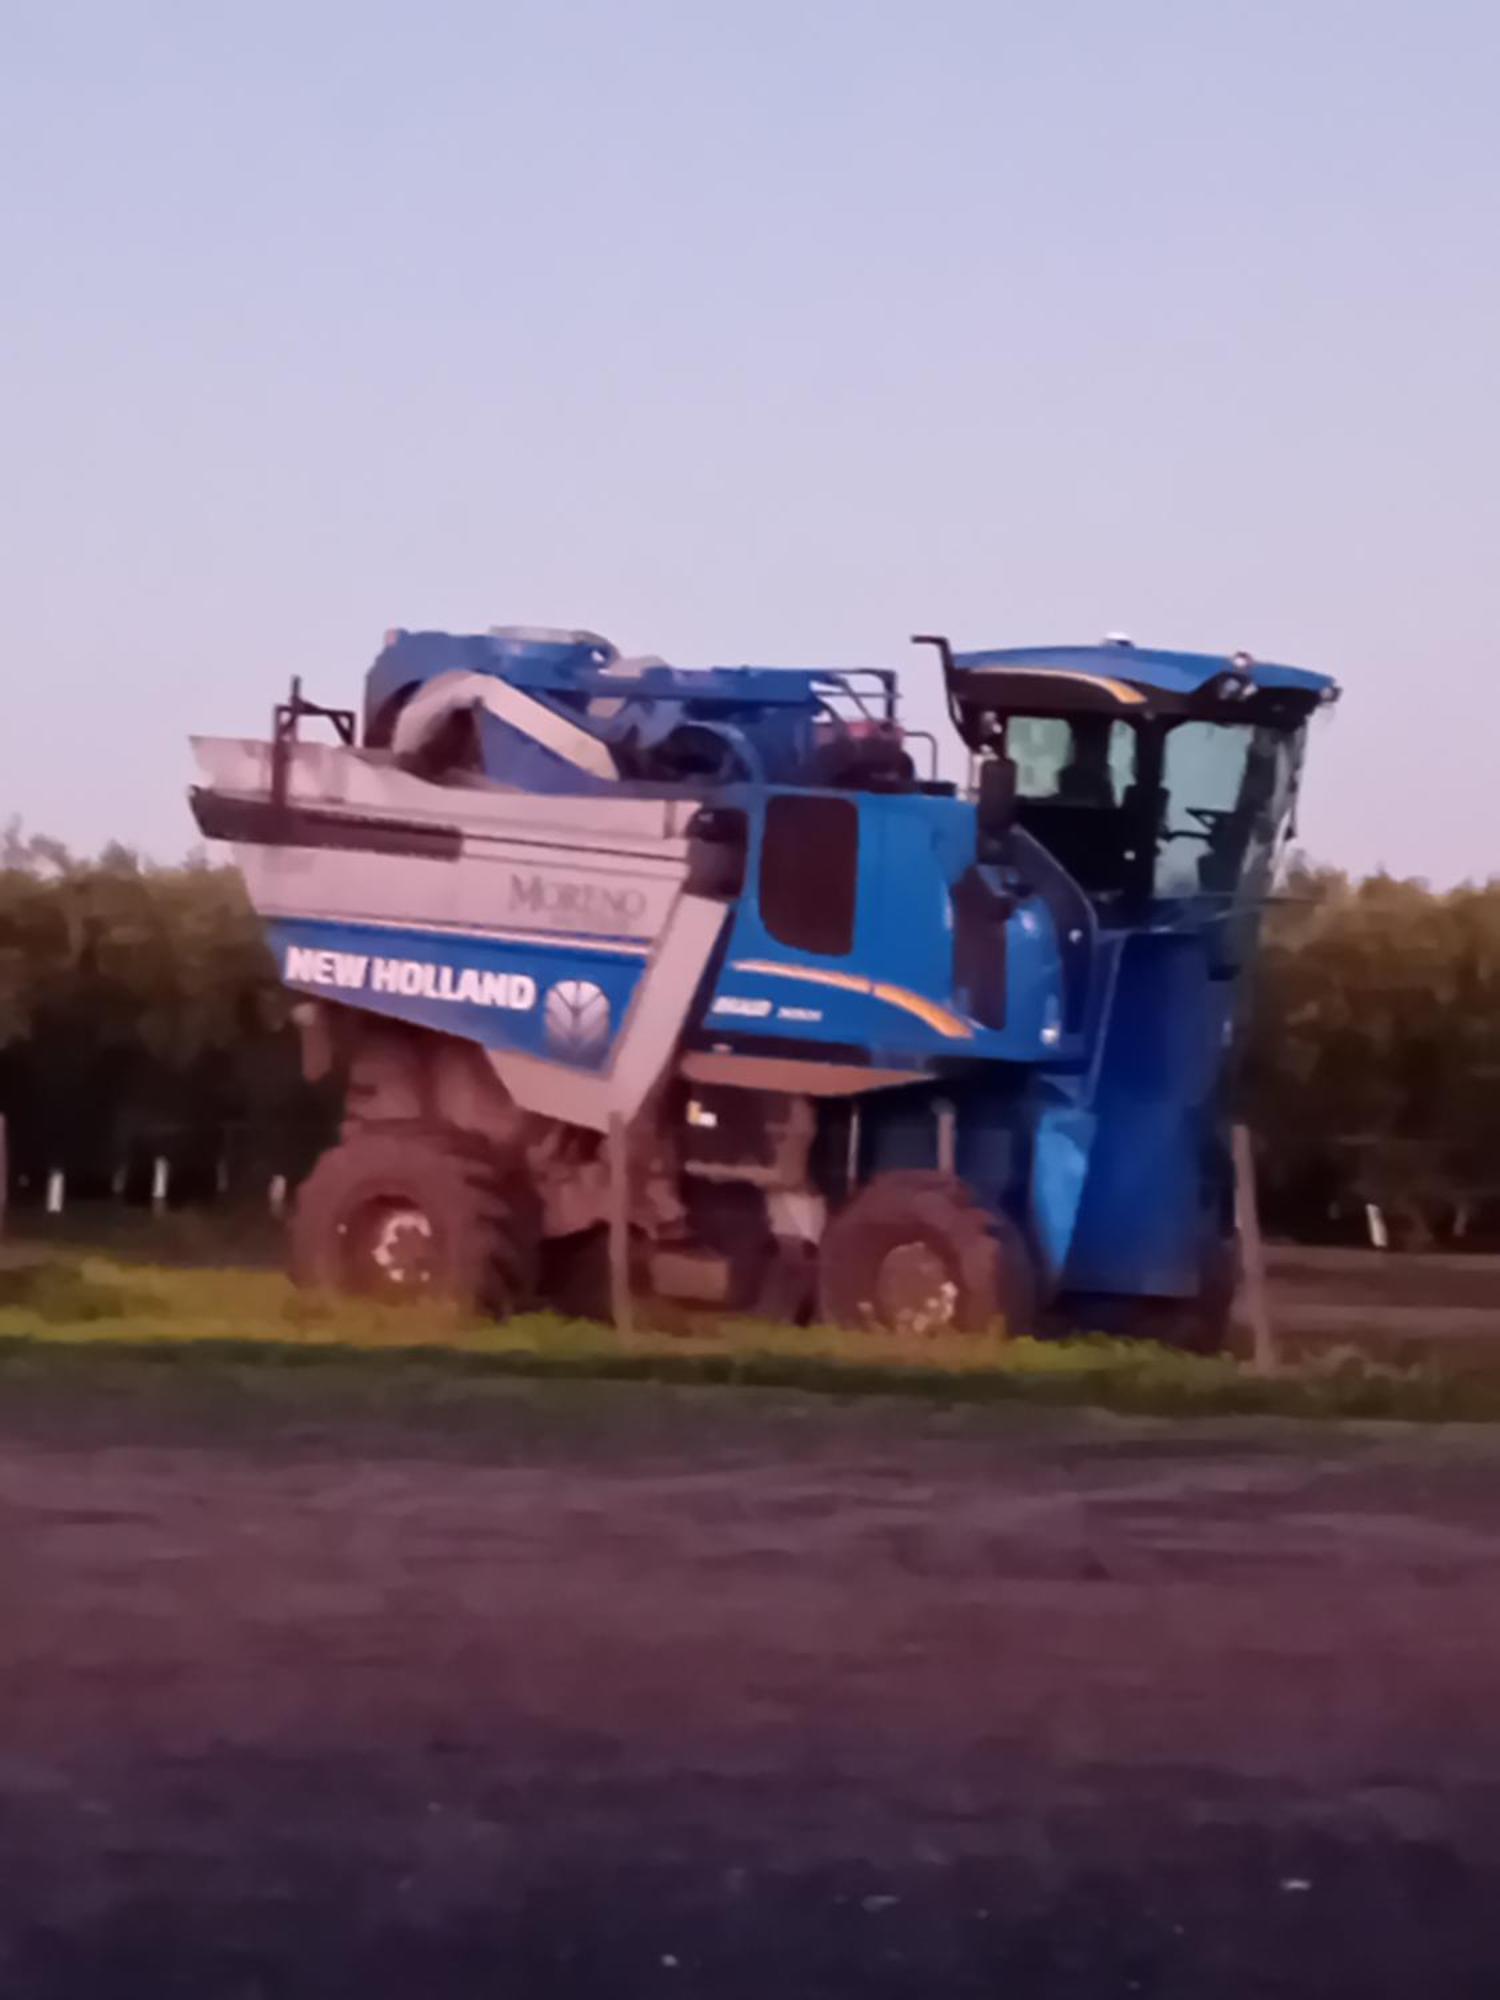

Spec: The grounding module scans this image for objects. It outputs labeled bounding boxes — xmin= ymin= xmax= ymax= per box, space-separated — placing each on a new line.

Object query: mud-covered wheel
xmin=817 ymin=1170 xmax=1034 ymax=1337
xmin=289 ymin=1127 xmax=539 ymax=1317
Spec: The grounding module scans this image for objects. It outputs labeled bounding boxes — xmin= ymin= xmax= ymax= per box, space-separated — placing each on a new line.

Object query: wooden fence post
xmin=1233 ymin=1124 xmax=1276 ymax=1375
xmin=608 ymin=1113 xmax=634 ymax=1336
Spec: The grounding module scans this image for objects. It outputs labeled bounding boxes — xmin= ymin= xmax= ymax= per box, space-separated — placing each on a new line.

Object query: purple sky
xmin=3 ymin=0 xmax=1497 ymax=881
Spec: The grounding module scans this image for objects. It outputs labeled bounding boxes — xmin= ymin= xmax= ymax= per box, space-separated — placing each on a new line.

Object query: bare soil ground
xmin=1266 ymin=1244 xmax=1500 ymax=1367
xmin=3 ymin=1354 xmax=1500 ymax=1996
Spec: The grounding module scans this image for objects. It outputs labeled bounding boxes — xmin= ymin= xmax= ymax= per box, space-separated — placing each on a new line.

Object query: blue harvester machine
xmin=192 ymin=626 xmax=1337 ymax=1342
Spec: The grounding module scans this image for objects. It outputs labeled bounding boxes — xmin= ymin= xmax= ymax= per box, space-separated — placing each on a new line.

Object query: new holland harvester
xmin=192 ymin=626 xmax=1337 ymax=1345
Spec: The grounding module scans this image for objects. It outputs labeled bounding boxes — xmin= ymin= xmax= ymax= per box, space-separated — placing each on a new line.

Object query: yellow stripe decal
xmin=730 ymin=960 xmax=974 ymax=1041
xmin=872 ymin=982 xmax=974 ymax=1038
xmin=995 ymin=668 xmax=1147 ymax=705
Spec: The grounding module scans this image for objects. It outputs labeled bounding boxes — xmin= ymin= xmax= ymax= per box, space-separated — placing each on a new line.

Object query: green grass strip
xmin=1 ymin=1254 xmax=1497 ymax=1423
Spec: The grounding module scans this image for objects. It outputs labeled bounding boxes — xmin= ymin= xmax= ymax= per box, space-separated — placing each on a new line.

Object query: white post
xmin=268 ymin=1174 xmax=288 ymax=1219
xmin=1365 ymin=1202 xmax=1388 ymax=1251
xmin=845 ymin=1101 xmax=862 ymax=1196
xmin=45 ymin=1168 xmax=65 ymax=1217
xmin=151 ymin=1156 xmax=169 ymax=1215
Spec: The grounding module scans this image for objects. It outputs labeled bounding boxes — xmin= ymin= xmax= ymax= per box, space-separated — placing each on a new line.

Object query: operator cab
xmin=927 ymin=638 xmax=1339 ymax=914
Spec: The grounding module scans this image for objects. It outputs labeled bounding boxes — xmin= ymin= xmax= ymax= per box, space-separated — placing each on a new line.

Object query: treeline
xmin=1246 ymin=864 xmax=1500 ymax=1245
xmin=0 ymin=829 xmax=329 ymax=1205
xmin=2 ymin=833 xmax=1498 ymax=1245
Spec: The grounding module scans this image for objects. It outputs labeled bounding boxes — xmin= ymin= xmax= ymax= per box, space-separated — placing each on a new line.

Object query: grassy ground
xmin=3 ymin=1250 xmax=1499 ymax=1424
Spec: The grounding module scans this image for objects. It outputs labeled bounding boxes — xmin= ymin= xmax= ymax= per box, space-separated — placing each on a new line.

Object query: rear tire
xmin=289 ymin=1126 xmax=539 ymax=1317
xmin=818 ymin=1170 xmax=1034 ymax=1336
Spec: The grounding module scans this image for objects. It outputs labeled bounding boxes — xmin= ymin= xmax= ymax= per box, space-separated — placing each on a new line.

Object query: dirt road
xmin=3 ymin=1353 xmax=1500 ymax=1996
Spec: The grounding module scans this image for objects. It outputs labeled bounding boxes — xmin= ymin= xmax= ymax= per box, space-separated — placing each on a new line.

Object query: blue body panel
xmin=701 ymin=788 xmax=1074 ymax=1069
xmin=1059 ymin=931 xmax=1235 ymax=1294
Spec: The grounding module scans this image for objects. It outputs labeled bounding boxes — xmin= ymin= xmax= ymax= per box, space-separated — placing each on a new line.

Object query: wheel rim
xmin=343 ymin=1198 xmax=438 ymax=1297
xmin=872 ymin=1239 xmax=958 ymax=1335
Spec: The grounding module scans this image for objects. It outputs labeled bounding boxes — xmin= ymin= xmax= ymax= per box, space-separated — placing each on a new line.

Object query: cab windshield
xmin=1154 ymin=721 xmax=1303 ymax=901
xmin=1003 ymin=713 xmax=1304 ymax=904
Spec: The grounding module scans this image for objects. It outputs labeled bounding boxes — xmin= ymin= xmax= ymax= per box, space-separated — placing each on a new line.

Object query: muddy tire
xmin=289 ymin=1127 xmax=539 ymax=1318
xmin=817 ymin=1170 xmax=1034 ymax=1336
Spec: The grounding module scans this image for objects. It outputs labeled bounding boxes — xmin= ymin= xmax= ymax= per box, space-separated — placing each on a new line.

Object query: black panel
xmin=946 ymin=670 xmax=1323 ymax=751
xmin=190 ymin=789 xmax=462 ymax=860
xmin=759 ymin=794 xmax=858 ymax=957
xmin=1013 ymin=800 xmax=1137 ymax=897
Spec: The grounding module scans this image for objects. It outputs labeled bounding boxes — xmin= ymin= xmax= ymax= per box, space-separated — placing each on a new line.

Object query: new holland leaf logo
xmin=544 ymin=979 xmax=611 ymax=1058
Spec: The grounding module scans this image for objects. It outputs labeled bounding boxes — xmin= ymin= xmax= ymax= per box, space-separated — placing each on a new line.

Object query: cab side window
xmin=1006 ymin=716 xmax=1141 ymax=897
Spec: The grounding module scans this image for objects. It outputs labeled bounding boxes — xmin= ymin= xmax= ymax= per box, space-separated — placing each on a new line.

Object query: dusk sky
xmin=4 ymin=0 xmax=1496 ymax=881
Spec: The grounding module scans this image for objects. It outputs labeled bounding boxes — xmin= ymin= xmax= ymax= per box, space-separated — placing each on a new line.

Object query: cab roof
xmin=950 ymin=642 xmax=1337 ymax=704
xmin=933 ymin=638 xmax=1339 ymax=751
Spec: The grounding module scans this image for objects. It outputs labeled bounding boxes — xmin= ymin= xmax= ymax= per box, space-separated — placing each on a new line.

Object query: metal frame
xmin=270 ymin=677 xmax=357 ymax=816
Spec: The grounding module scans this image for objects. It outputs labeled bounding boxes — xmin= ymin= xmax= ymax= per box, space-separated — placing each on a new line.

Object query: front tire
xmin=817 ymin=1171 xmax=1034 ymax=1336
xmin=289 ymin=1127 xmax=539 ymax=1317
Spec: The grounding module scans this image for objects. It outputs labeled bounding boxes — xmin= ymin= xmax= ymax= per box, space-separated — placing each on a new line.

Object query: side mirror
xmin=977 ymin=755 xmax=1018 ymax=853
xmin=684 ymin=806 xmax=748 ymax=899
